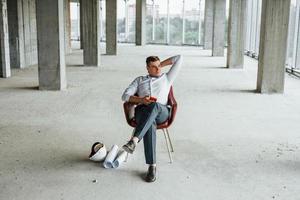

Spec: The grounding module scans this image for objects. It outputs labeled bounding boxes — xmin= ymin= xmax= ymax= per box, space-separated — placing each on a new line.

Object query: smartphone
xmin=150 ymin=96 xmax=157 ymax=102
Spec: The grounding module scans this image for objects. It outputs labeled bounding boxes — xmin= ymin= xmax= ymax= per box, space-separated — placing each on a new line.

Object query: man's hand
xmin=141 ymin=96 xmax=156 ymax=105
xmin=128 ymin=95 xmax=156 ymax=105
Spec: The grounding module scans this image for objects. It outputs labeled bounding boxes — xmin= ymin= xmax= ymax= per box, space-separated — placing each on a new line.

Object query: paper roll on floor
xmin=113 ymin=150 xmax=128 ymax=168
xmin=103 ymin=145 xmax=119 ymax=168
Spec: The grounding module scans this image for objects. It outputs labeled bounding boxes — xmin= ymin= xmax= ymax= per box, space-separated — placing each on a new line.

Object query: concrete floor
xmin=1 ymin=44 xmax=300 ymax=200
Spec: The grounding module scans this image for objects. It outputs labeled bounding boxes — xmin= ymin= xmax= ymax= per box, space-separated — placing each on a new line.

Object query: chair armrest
xmin=167 ymin=87 xmax=178 ymax=126
xmin=123 ymin=102 xmax=136 ymax=124
xmin=168 ymin=87 xmax=177 ymax=107
xmin=168 ymin=103 xmax=177 ymax=125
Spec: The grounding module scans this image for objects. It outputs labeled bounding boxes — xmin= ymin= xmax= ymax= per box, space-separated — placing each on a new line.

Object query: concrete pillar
xmin=82 ymin=0 xmax=100 ymax=66
xmin=36 ymin=0 xmax=66 ymax=90
xmin=23 ymin=0 xmax=38 ymax=67
xmin=7 ymin=0 xmax=37 ymax=69
xmin=7 ymin=0 xmax=25 ymax=69
xmin=204 ymin=0 xmax=213 ymax=49
xmin=182 ymin=0 xmax=186 ymax=44
xmin=212 ymin=0 xmax=226 ymax=56
xmin=295 ymin=2 xmax=300 ymax=69
xmin=296 ymin=24 xmax=300 ymax=69
xmin=257 ymin=0 xmax=291 ymax=93
xmin=136 ymin=0 xmax=146 ymax=46
xmin=198 ymin=0 xmax=202 ymax=45
xmin=79 ymin=0 xmax=83 ymax=49
xmin=106 ymin=0 xmax=117 ymax=54
xmin=166 ymin=0 xmax=170 ymax=44
xmin=0 ymin=0 xmax=11 ymax=78
xmin=64 ymin=0 xmax=72 ymax=54
xmin=227 ymin=0 xmax=246 ymax=68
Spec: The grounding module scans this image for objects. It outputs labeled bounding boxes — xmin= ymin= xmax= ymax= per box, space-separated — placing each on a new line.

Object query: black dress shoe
xmin=122 ymin=140 xmax=136 ymax=154
xmin=145 ymin=166 xmax=156 ymax=182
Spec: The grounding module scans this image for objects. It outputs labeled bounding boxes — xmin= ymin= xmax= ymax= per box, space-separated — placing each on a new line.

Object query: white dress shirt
xmin=122 ymin=55 xmax=182 ymax=105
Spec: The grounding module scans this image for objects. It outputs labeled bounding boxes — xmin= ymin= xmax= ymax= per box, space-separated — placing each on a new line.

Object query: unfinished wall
xmin=22 ymin=0 xmax=38 ymax=67
xmin=0 ymin=0 xmax=11 ymax=77
xmin=7 ymin=0 xmax=20 ymax=68
xmin=64 ymin=0 xmax=71 ymax=54
xmin=7 ymin=0 xmax=38 ymax=69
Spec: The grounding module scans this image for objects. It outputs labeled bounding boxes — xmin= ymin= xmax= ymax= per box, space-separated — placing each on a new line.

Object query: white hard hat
xmin=89 ymin=142 xmax=107 ymax=162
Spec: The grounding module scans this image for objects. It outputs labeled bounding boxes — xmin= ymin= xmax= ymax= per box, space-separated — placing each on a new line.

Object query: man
xmin=121 ymin=54 xmax=182 ymax=182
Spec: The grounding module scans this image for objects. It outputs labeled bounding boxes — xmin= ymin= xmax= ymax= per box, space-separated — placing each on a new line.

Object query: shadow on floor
xmin=215 ymin=88 xmax=257 ymax=93
xmin=200 ymin=66 xmax=227 ymax=69
xmin=101 ymin=54 xmax=118 ymax=56
xmin=182 ymin=55 xmax=213 ymax=58
xmin=6 ymin=86 xmax=39 ymax=90
xmin=61 ymin=152 xmax=147 ymax=180
xmin=132 ymin=170 xmax=146 ymax=181
xmin=67 ymin=64 xmax=84 ymax=67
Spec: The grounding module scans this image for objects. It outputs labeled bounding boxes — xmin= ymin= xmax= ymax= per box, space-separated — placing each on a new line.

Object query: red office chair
xmin=123 ymin=87 xmax=177 ymax=163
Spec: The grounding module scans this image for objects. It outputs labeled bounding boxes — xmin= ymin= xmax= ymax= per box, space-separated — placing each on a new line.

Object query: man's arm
xmin=121 ymin=78 xmax=139 ymax=102
xmin=128 ymin=96 xmax=156 ymax=105
xmin=160 ymin=57 xmax=173 ymax=68
xmin=122 ymin=77 xmax=155 ymax=105
xmin=164 ymin=55 xmax=182 ymax=84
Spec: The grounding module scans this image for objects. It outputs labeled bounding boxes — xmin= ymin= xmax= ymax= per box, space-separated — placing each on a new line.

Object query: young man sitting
xmin=122 ymin=54 xmax=182 ymax=182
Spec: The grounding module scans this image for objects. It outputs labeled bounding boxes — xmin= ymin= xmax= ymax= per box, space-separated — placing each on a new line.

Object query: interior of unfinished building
xmin=1 ymin=0 xmax=300 ymax=199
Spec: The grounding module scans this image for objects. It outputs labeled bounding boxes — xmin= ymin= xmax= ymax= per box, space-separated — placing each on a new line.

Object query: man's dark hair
xmin=146 ymin=56 xmax=160 ymax=66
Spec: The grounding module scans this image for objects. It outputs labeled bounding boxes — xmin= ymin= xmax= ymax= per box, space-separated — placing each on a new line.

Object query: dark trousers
xmin=133 ymin=102 xmax=169 ymax=164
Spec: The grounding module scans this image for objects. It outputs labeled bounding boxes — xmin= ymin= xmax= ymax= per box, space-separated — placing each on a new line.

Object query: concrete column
xmin=151 ymin=1 xmax=155 ymax=41
xmin=182 ymin=0 xmax=186 ymax=44
xmin=64 ymin=0 xmax=72 ymax=54
xmin=212 ymin=0 xmax=226 ymax=56
xmin=36 ymin=0 xmax=66 ymax=90
xmin=7 ymin=0 xmax=25 ymax=69
xmin=295 ymin=2 xmax=300 ymax=69
xmin=136 ymin=0 xmax=146 ymax=46
xmin=198 ymin=0 xmax=202 ymax=45
xmin=82 ymin=0 xmax=100 ymax=66
xmin=257 ymin=0 xmax=291 ymax=93
xmin=166 ymin=0 xmax=170 ymax=44
xmin=106 ymin=0 xmax=117 ymax=54
xmin=7 ymin=0 xmax=37 ymax=69
xmin=23 ymin=0 xmax=38 ymax=67
xmin=99 ymin=0 xmax=104 ymax=40
xmin=227 ymin=0 xmax=246 ymax=68
xmin=204 ymin=0 xmax=213 ymax=49
xmin=79 ymin=0 xmax=83 ymax=49
xmin=0 ymin=0 xmax=11 ymax=78
xmin=296 ymin=24 xmax=300 ymax=69
xmin=124 ymin=0 xmax=129 ymax=42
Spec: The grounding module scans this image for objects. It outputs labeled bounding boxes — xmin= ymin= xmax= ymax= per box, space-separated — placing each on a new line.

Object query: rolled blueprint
xmin=103 ymin=145 xmax=119 ymax=168
xmin=113 ymin=150 xmax=128 ymax=168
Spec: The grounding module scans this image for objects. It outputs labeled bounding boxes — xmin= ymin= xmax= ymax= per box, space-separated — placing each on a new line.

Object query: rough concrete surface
xmin=0 ymin=0 xmax=11 ymax=78
xmin=204 ymin=0 xmax=213 ymax=50
xmin=105 ymin=0 xmax=117 ymax=55
xmin=257 ymin=0 xmax=291 ymax=93
xmin=82 ymin=0 xmax=100 ymax=66
xmin=0 ymin=44 xmax=300 ymax=200
xmin=212 ymin=0 xmax=226 ymax=56
xmin=227 ymin=0 xmax=246 ymax=69
xmin=35 ymin=0 xmax=66 ymax=90
xmin=136 ymin=0 xmax=146 ymax=46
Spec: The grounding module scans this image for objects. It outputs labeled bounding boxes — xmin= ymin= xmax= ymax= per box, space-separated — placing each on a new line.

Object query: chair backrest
xmin=123 ymin=102 xmax=136 ymax=127
xmin=166 ymin=86 xmax=177 ymax=127
xmin=123 ymin=86 xmax=178 ymax=129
